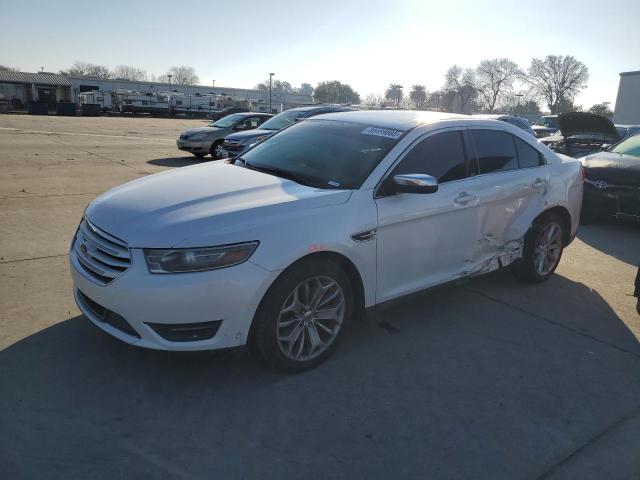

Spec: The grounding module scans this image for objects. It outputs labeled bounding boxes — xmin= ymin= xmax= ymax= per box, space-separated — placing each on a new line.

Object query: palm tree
xmin=385 ymin=84 xmax=403 ymax=107
xmin=409 ymin=85 xmax=427 ymax=109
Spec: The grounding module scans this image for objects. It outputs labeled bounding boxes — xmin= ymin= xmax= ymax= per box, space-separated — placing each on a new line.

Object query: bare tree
xmin=60 ymin=61 xmax=112 ymax=78
xmin=476 ymin=58 xmax=522 ymax=112
xmin=525 ymin=55 xmax=589 ymax=113
xmin=165 ymin=66 xmax=199 ymax=85
xmin=113 ymin=65 xmax=148 ymax=81
xmin=254 ymin=79 xmax=294 ymax=92
xmin=444 ymin=66 xmax=477 ymax=113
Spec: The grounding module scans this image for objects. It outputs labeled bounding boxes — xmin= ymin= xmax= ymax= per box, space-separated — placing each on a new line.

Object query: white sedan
xmin=70 ymin=111 xmax=583 ymax=372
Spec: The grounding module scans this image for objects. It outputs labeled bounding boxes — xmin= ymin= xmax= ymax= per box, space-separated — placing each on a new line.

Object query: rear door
xmin=463 ymin=128 xmax=549 ymax=272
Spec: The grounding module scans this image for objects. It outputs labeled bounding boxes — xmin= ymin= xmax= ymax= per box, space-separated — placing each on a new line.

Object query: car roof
xmin=311 ymin=110 xmax=466 ymax=131
xmin=286 ymin=105 xmax=351 ymax=114
xmin=232 ymin=112 xmax=272 ymax=117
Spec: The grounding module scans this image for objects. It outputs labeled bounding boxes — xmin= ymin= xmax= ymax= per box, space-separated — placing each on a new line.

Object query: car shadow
xmin=578 ymin=220 xmax=640 ymax=266
xmin=147 ymin=156 xmax=208 ymax=168
xmin=2 ymin=273 xmax=639 ymax=478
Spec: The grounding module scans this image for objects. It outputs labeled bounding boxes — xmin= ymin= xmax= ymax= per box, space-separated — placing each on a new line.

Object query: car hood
xmin=181 ymin=126 xmax=223 ymax=137
xmin=581 ymin=152 xmax=640 ymax=187
xmin=86 ymin=163 xmax=352 ymax=248
xmin=558 ymin=112 xmax=619 ymax=139
xmin=224 ymin=129 xmax=275 ymax=143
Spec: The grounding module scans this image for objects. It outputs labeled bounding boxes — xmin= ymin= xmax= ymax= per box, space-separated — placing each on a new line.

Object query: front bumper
xmin=176 ymin=139 xmax=213 ymax=154
xmin=70 ymin=247 xmax=278 ymax=351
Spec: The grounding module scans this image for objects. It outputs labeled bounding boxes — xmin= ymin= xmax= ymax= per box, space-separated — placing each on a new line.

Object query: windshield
xmin=258 ymin=109 xmax=307 ymax=131
xmin=209 ymin=113 xmax=246 ymax=128
xmin=238 ymin=119 xmax=403 ymax=189
xmin=535 ymin=116 xmax=559 ymax=129
xmin=611 ymin=133 xmax=640 ymax=157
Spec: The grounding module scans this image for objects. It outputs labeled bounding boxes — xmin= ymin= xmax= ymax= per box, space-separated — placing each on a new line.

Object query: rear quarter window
xmin=514 ymin=137 xmax=545 ymax=168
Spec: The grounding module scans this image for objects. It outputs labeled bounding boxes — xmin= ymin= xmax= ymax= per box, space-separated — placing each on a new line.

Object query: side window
xmin=470 ymin=129 xmax=518 ymax=174
xmin=393 ymin=130 xmax=469 ymax=183
xmin=514 ymin=136 xmax=544 ymax=168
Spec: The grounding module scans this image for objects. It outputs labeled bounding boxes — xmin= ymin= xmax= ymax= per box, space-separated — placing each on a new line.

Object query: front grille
xmin=74 ymin=219 xmax=131 ymax=285
xmin=78 ymin=290 xmax=140 ymax=338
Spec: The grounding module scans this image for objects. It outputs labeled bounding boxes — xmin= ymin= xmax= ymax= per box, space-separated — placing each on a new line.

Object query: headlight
xmin=144 ymin=242 xmax=258 ymax=273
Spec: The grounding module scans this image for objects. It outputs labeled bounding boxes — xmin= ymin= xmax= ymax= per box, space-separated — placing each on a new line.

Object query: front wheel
xmin=513 ymin=212 xmax=565 ymax=283
xmin=210 ymin=140 xmax=224 ymax=159
xmin=250 ymin=258 xmax=353 ymax=372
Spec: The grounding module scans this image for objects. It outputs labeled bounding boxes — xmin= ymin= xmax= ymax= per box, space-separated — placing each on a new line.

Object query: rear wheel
xmin=251 ymin=258 xmax=353 ymax=372
xmin=513 ymin=212 xmax=565 ymax=283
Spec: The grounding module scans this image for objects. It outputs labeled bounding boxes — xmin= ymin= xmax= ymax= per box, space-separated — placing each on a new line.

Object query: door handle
xmin=532 ymin=178 xmax=547 ymax=190
xmin=454 ymin=191 xmax=476 ymax=206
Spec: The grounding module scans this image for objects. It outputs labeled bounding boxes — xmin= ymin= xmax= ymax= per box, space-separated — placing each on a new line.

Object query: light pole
xmin=212 ymin=79 xmax=215 ymax=87
xmin=515 ymin=93 xmax=524 ymax=113
xmin=167 ymin=74 xmax=173 ymax=92
xmin=269 ymin=72 xmax=275 ymax=113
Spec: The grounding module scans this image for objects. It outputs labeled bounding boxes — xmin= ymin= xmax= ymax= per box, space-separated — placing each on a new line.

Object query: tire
xmin=210 ymin=140 xmax=223 ymax=159
xmin=193 ymin=153 xmax=206 ymax=159
xmin=250 ymin=258 xmax=354 ymax=372
xmin=513 ymin=212 xmax=565 ymax=283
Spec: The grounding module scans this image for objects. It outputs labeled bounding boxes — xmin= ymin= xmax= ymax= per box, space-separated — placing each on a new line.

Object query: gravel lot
xmin=1 ymin=114 xmax=639 ymax=479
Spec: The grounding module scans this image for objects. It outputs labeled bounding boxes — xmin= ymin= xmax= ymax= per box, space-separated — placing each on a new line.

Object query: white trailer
xmin=78 ymin=90 xmax=112 ymax=112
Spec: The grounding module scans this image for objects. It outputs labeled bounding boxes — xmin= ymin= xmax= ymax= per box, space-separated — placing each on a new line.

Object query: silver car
xmin=177 ymin=112 xmax=272 ymax=159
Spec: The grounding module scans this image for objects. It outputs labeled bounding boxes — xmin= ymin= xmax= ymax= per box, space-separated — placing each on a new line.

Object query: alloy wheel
xmin=276 ymin=276 xmax=345 ymax=362
xmin=533 ymin=222 xmax=562 ymax=276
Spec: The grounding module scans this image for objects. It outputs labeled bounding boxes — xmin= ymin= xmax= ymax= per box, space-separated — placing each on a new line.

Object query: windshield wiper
xmin=242 ymin=161 xmax=318 ymax=188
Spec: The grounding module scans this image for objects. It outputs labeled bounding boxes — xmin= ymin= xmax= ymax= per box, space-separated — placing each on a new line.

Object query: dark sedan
xmin=580 ymin=132 xmax=640 ymax=223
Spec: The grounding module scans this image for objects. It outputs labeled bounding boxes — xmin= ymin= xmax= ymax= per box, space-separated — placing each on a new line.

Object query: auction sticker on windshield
xmin=361 ymin=127 xmax=404 ymax=139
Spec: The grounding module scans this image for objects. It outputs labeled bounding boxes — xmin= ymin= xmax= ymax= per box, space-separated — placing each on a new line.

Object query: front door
xmin=374 ymin=128 xmax=483 ymax=303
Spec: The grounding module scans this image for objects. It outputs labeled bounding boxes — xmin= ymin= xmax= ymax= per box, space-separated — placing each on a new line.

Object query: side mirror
xmin=390 ymin=174 xmax=438 ymax=194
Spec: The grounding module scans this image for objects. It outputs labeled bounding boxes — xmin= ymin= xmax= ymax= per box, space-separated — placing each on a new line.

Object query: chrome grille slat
xmin=78 ymin=222 xmax=129 ymax=259
xmin=74 ymin=219 xmax=131 ymax=285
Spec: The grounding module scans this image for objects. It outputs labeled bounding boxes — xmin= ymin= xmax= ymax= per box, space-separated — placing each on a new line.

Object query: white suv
xmin=70 ymin=111 xmax=583 ymax=372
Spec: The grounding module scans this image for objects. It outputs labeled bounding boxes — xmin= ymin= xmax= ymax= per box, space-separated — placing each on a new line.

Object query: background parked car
xmin=177 ymin=112 xmax=272 ymax=158
xmin=208 ymin=106 xmax=249 ymax=121
xmin=532 ymin=115 xmax=560 ymax=138
xmin=579 ymin=132 xmax=640 ymax=223
xmin=540 ymin=112 xmax=621 ymax=158
xmin=220 ymin=105 xmax=353 ymax=159
xmin=615 ymin=124 xmax=640 ymax=140
xmin=474 ymin=114 xmax=535 ymax=136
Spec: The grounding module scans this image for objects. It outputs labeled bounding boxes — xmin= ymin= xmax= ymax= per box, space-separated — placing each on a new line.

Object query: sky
xmin=2 ymin=0 xmax=639 ymax=110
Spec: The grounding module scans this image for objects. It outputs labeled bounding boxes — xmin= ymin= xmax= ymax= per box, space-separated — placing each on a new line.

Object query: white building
xmin=613 ymin=70 xmax=640 ymax=125
xmin=0 ymin=71 xmax=314 ymax=113
xmin=67 ymin=76 xmax=312 ymax=113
